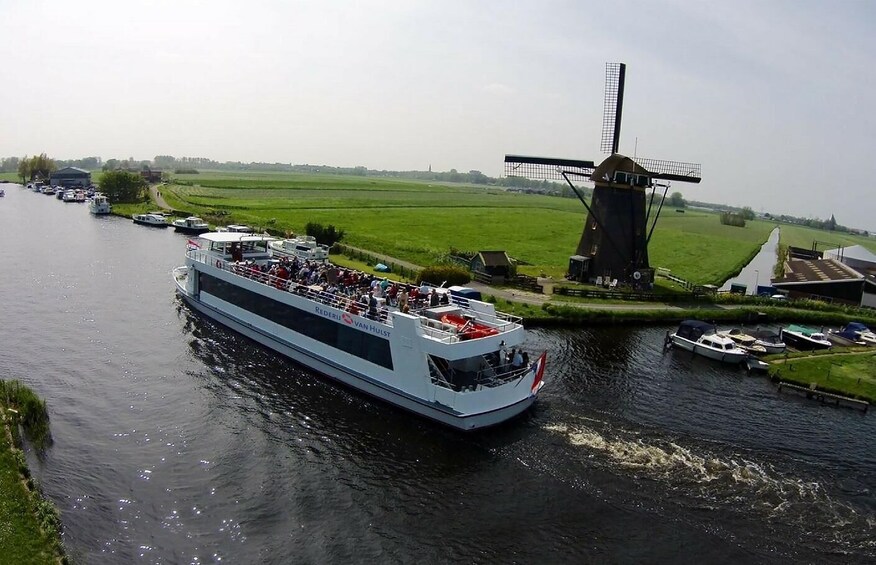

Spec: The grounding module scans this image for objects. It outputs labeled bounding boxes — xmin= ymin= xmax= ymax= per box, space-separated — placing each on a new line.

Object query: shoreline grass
xmin=766 ymin=351 xmax=876 ymax=403
xmin=0 ymin=380 xmax=65 ymax=564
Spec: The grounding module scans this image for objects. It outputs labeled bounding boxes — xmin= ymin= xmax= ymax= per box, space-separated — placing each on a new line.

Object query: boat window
xmin=198 ymin=272 xmax=393 ymax=370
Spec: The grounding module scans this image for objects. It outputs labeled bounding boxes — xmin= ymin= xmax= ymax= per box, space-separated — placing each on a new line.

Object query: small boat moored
xmin=668 ymin=320 xmax=749 ymax=364
xmin=133 ymin=213 xmax=169 ymax=227
xmin=752 ymin=329 xmax=787 ymax=355
xmin=172 ymin=216 xmax=210 ymax=234
xmin=268 ymin=235 xmax=330 ymax=262
xmin=827 ymin=322 xmax=876 ymax=347
xmin=717 ymin=328 xmax=767 ymax=355
xmin=88 ymin=193 xmax=112 ymax=214
xmin=780 ymin=324 xmax=832 ymax=351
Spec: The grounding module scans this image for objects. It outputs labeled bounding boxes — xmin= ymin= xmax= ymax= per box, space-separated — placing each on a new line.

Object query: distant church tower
xmin=428 ymin=164 xmax=432 ymax=172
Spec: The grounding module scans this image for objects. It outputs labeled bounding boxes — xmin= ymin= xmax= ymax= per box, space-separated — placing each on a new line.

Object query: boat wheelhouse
xmin=173 ymin=232 xmax=546 ymax=430
xmin=268 ymin=235 xmax=330 ymax=262
xmin=669 ymin=320 xmax=749 ymax=364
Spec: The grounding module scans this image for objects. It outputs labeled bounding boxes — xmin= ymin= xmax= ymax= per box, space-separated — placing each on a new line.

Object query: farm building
xmin=49 ymin=166 xmax=91 ymax=187
xmin=772 ymin=257 xmax=876 ymax=308
xmin=471 ymin=251 xmax=513 ymax=283
xmin=140 ymin=170 xmax=163 ymax=183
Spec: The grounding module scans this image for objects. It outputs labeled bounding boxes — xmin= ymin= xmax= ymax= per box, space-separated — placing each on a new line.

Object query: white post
xmin=753 ymin=269 xmax=759 ymax=296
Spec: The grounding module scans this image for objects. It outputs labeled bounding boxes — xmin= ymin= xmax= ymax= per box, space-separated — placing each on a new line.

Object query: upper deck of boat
xmin=184 ymin=245 xmax=522 ymax=342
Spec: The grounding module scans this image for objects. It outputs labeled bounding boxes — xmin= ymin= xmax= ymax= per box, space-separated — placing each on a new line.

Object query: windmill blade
xmin=600 ymin=63 xmax=626 ymax=154
xmin=504 ymin=154 xmax=595 ymax=181
xmin=633 ymin=157 xmax=701 ymax=183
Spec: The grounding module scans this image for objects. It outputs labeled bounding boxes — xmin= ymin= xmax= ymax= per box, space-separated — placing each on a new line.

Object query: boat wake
xmin=542 ymin=420 xmax=875 ymax=558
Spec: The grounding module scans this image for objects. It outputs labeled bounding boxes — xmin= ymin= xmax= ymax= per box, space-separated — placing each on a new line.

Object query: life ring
xmin=216 ymin=260 xmax=223 ymax=269
xmin=633 ymin=270 xmax=642 ymax=280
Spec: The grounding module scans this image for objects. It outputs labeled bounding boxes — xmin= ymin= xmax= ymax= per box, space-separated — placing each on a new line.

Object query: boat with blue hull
xmin=173 ymin=232 xmax=546 ymax=430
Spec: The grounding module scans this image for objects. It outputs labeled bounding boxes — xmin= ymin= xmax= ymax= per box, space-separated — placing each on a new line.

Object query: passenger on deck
xmin=439 ymin=291 xmax=449 ymax=305
xmin=512 ymin=350 xmax=524 ymax=369
xmin=429 ymin=289 xmax=439 ymax=307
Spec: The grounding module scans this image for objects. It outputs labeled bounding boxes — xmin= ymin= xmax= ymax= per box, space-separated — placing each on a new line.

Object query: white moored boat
xmin=668 ymin=320 xmax=749 ymax=364
xmin=173 ymin=232 xmax=546 ymax=431
xmin=172 ymin=216 xmax=210 ymax=234
xmin=88 ymin=193 xmax=112 ymax=214
xmin=268 ymin=235 xmax=330 ymax=262
xmin=132 ymin=213 xmax=169 ymax=227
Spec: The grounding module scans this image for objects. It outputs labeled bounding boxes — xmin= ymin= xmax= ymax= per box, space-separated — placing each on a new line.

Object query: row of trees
xmin=16 ymin=154 xmax=57 ymax=183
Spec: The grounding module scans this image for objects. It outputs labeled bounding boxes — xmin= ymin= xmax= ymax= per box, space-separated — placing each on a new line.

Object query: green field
xmin=770 ymin=351 xmax=876 ymax=402
xmin=777 ymin=223 xmax=876 ymax=253
xmin=155 ymin=171 xmax=777 ymax=284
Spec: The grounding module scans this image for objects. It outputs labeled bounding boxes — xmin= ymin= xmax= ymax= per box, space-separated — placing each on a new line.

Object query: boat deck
xmin=186 ymin=251 xmax=522 ymax=343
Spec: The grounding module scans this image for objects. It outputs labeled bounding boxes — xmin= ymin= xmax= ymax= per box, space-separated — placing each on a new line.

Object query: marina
xmin=1 ymin=188 xmax=874 ymax=563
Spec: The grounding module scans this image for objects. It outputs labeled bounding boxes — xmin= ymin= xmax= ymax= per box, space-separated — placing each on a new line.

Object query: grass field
xmin=770 ymin=351 xmax=876 ymax=402
xmin=155 ymin=171 xmax=779 ymax=284
xmin=777 ymin=223 xmax=876 ymax=254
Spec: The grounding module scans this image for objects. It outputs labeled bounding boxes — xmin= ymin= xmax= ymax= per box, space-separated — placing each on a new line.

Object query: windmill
xmin=505 ymin=63 xmax=701 ymax=285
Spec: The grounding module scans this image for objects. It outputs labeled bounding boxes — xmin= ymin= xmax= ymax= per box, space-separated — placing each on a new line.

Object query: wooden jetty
xmin=776 ymin=381 xmax=869 ymax=412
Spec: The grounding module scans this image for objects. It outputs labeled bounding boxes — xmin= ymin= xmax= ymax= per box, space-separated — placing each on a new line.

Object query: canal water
xmin=720 ymin=226 xmax=781 ymax=294
xmin=0 ymin=188 xmax=873 ymax=563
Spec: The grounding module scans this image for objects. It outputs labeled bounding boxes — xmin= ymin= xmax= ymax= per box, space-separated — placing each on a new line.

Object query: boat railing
xmin=430 ymin=363 xmax=531 ymax=392
xmin=186 ymin=251 xmax=520 ymax=339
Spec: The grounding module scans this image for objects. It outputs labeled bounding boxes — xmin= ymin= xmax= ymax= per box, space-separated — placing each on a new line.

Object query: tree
xmin=30 ymin=153 xmax=56 ymax=180
xmin=740 ymin=206 xmax=756 ymax=221
xmin=99 ymin=170 xmax=147 ymax=203
xmin=17 ymin=155 xmax=30 ymax=183
xmin=668 ymin=191 xmax=686 ymax=208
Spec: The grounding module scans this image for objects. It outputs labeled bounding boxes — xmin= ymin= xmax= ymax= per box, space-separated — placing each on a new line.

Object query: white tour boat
xmin=268 ymin=235 xmax=330 ymax=262
xmin=668 ymin=320 xmax=749 ymax=364
xmin=132 ymin=213 xmax=169 ymax=227
xmin=173 ymin=232 xmax=546 ymax=430
xmin=172 ymin=216 xmax=210 ymax=234
xmin=88 ymin=193 xmax=112 ymax=214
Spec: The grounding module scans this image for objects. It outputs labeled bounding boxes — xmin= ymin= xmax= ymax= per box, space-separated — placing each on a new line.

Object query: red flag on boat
xmin=186 ymin=239 xmax=201 ymax=250
xmin=530 ymin=351 xmax=546 ymax=394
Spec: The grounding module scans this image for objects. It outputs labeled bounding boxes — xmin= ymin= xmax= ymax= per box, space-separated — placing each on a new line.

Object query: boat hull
xmin=134 ymin=218 xmax=168 ymax=227
xmin=780 ymin=330 xmax=831 ymax=351
xmin=174 ymin=225 xmax=210 ymax=234
xmin=174 ymin=278 xmax=537 ymax=431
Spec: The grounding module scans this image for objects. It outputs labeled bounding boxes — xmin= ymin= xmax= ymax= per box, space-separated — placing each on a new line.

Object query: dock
xmin=776 ymin=381 xmax=869 ymax=412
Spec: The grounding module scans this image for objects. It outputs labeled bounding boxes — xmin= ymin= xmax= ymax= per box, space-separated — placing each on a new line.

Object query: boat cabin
xmin=674 ymin=320 xmax=716 ymax=341
xmin=197 ymin=232 xmax=275 ymax=262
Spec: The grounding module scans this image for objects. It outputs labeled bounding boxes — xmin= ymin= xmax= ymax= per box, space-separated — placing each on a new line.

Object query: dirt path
xmin=149 ymin=184 xmax=173 ymax=211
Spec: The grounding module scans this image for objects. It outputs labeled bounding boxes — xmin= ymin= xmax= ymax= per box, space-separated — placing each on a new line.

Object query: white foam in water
xmin=543 ymin=421 xmax=866 ymax=533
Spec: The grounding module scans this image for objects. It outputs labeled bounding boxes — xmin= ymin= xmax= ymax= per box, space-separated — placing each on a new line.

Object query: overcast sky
xmin=2 ymin=0 xmax=874 ymax=229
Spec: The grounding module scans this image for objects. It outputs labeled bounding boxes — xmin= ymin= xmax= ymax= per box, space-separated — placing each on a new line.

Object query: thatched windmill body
xmin=505 ymin=63 xmax=702 ymax=285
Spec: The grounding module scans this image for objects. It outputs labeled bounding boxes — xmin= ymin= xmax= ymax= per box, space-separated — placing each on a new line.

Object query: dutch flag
xmin=530 ymin=351 xmax=546 ymax=394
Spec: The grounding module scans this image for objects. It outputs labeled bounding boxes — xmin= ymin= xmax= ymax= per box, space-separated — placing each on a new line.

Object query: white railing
xmin=187 ymin=251 xmax=521 ymax=339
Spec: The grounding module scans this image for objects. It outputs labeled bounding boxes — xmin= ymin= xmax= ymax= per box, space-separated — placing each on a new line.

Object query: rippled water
xmin=1 ymin=187 xmax=873 ymax=563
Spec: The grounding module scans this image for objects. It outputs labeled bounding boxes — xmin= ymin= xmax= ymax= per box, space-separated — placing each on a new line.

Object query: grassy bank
xmin=767 ymin=350 xmax=876 ymax=403
xmin=0 ymin=380 xmax=65 ymax=564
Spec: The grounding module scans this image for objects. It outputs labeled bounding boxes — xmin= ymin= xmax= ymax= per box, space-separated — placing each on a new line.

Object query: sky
xmin=2 ymin=0 xmax=875 ymax=230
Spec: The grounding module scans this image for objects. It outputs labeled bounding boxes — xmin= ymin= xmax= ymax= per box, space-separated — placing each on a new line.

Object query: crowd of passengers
xmin=230 ymin=255 xmax=452 ymax=322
